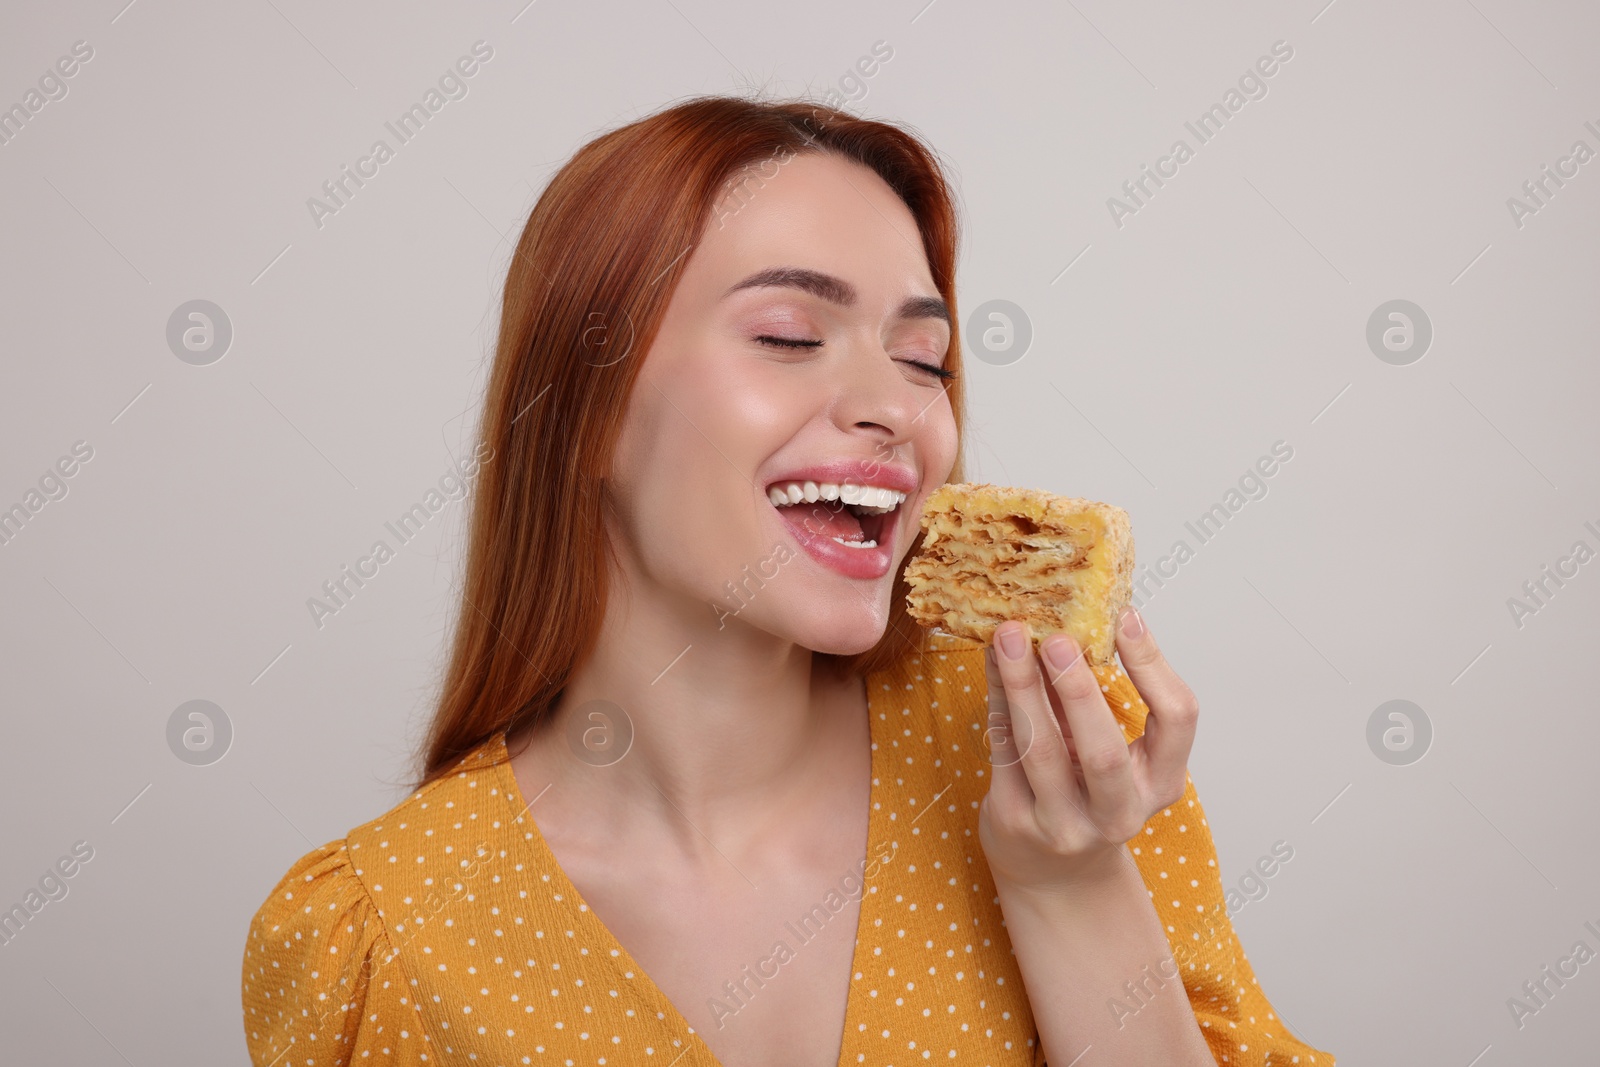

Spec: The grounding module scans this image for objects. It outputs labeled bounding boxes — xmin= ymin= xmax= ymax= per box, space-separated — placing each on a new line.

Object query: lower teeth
xmin=832 ymin=537 xmax=877 ymax=549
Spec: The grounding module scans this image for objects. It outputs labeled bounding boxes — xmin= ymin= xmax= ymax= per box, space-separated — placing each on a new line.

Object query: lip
xmin=762 ymin=458 xmax=919 ymax=581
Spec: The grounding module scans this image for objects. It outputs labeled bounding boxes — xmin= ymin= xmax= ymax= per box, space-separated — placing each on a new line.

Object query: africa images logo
xmin=1105 ymin=39 xmax=1295 ymax=228
xmin=305 ymin=41 xmax=494 ymax=230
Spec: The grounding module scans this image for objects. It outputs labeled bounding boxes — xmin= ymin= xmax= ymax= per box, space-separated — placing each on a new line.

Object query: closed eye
xmin=754 ymin=335 xmax=823 ymax=349
xmin=753 ymin=335 xmax=956 ymax=381
xmin=904 ymin=359 xmax=956 ymax=381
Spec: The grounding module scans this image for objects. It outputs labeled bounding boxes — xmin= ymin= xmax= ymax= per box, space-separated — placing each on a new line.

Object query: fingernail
xmin=1043 ymin=634 xmax=1078 ymax=673
xmin=1119 ymin=606 xmax=1145 ymax=641
xmin=996 ymin=623 xmax=1026 ymax=661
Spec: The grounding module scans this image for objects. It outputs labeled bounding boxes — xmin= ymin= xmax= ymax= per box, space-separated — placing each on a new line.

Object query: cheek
xmin=610 ymin=358 xmax=808 ymax=575
xmin=611 ymin=419 xmax=736 ymax=598
xmin=688 ymin=355 xmax=810 ymax=442
xmin=915 ymin=397 xmax=960 ymax=486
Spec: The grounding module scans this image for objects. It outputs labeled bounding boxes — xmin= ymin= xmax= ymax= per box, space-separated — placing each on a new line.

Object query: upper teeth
xmin=766 ymin=481 xmax=907 ymax=514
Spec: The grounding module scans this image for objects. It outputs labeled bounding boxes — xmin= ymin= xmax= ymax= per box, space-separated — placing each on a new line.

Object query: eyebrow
xmin=722 ymin=266 xmax=950 ymax=326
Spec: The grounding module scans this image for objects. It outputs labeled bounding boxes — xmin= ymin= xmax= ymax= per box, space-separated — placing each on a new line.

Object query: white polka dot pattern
xmin=241 ymin=631 xmax=1333 ymax=1066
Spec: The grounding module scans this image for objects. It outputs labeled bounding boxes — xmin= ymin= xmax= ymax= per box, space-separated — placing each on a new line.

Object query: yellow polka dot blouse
xmin=242 ymin=632 xmax=1334 ymax=1065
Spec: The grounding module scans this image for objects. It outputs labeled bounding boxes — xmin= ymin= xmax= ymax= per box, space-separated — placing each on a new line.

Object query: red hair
xmin=421 ymin=94 xmax=969 ymax=783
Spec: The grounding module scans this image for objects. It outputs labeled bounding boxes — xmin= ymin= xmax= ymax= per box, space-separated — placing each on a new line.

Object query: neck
xmin=509 ymin=579 xmax=868 ymax=866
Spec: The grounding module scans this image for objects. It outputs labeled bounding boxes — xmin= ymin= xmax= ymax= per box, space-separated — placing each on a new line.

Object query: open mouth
xmin=764 ymin=480 xmax=907 ymax=550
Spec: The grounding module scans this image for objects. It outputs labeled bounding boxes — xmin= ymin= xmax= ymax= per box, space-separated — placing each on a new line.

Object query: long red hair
xmin=421 ymin=94 xmax=969 ymax=783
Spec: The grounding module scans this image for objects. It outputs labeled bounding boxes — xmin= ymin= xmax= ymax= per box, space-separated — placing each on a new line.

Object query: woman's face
xmin=606 ymin=150 xmax=959 ymax=656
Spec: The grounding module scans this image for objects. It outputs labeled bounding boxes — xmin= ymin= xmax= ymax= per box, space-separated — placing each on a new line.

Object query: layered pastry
xmin=903 ymin=483 xmax=1135 ymax=668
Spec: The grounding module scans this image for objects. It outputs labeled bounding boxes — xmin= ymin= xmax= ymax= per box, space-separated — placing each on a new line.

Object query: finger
xmin=981 ymin=643 xmax=1040 ymax=818
xmin=981 ymin=645 xmax=1025 ymax=775
xmin=1113 ymin=607 xmax=1198 ymax=806
xmin=1039 ymin=632 xmax=1137 ymax=824
xmin=1041 ymin=682 xmax=1080 ymax=766
xmin=988 ymin=621 xmax=1081 ymax=821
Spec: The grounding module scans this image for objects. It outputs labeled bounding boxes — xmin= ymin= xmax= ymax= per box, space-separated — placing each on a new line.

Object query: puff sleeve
xmin=1033 ymin=665 xmax=1336 ymax=1066
xmin=241 ymin=841 xmax=424 ymax=1067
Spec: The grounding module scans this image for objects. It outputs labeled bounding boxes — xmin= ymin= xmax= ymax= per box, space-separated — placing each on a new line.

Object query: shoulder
xmin=240 ymin=837 xmax=387 ymax=1065
xmin=338 ymin=736 xmax=516 ymax=908
xmin=251 ymin=736 xmax=511 ymax=919
xmin=241 ymin=738 xmax=512 ymax=1065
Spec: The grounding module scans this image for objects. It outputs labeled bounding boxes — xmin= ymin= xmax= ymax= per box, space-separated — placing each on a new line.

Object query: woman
xmin=242 ymin=95 xmax=1334 ymax=1066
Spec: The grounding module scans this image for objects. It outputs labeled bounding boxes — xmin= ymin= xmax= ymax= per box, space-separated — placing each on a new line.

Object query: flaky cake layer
xmin=903 ymin=483 xmax=1135 ymax=666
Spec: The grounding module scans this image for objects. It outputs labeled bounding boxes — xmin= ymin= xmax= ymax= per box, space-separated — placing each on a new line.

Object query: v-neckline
xmin=490 ymin=674 xmax=886 ymax=1067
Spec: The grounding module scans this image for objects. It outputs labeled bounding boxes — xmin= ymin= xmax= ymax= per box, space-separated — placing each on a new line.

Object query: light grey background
xmin=2 ymin=0 xmax=1596 ymax=1062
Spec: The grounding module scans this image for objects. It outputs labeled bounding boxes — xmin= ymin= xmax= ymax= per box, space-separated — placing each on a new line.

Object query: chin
xmin=779 ymin=597 xmax=895 ymax=657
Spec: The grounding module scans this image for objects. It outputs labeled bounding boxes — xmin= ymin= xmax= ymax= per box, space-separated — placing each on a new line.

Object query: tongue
xmin=780 ymin=500 xmax=865 ymax=541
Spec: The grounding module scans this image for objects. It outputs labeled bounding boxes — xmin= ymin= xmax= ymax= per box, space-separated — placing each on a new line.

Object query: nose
xmin=830 ymin=339 xmax=940 ymax=444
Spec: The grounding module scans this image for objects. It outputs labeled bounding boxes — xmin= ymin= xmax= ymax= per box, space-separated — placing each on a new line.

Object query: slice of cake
xmin=902 ymin=483 xmax=1135 ymax=667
